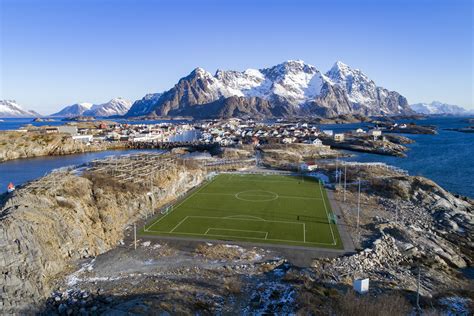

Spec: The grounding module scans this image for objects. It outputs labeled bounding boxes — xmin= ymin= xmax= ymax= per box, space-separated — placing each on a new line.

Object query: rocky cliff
xmin=0 ymin=164 xmax=205 ymax=313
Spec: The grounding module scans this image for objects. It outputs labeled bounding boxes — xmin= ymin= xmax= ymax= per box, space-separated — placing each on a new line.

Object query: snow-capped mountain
xmin=410 ymin=101 xmax=470 ymax=115
xmin=50 ymin=102 xmax=94 ymax=117
xmin=83 ymin=97 xmax=132 ymax=117
xmin=126 ymin=93 xmax=162 ymax=117
xmin=0 ymin=100 xmax=41 ymax=118
xmin=126 ymin=60 xmax=412 ymax=118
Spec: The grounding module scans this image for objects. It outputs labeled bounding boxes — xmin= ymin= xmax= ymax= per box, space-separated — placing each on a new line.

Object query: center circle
xmin=235 ymin=190 xmax=279 ymax=202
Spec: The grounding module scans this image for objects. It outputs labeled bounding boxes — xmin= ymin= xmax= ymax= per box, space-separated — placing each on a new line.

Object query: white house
xmin=300 ymin=162 xmax=318 ymax=172
xmin=312 ymin=138 xmax=323 ymax=146
xmin=334 ymin=133 xmax=345 ymax=142
xmin=282 ymin=137 xmax=296 ymax=144
xmin=369 ymin=129 xmax=382 ymax=137
xmin=322 ymin=130 xmax=334 ymax=136
xmin=72 ymin=135 xmax=93 ymax=143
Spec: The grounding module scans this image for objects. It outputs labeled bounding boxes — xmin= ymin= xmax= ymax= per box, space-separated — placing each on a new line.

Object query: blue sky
xmin=0 ymin=0 xmax=472 ymax=114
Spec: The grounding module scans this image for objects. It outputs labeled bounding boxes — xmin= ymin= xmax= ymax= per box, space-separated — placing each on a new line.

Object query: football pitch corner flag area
xmin=140 ymin=173 xmax=343 ymax=249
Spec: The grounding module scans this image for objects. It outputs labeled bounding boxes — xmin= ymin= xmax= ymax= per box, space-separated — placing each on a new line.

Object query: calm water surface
xmin=325 ymin=116 xmax=473 ymax=198
xmin=0 ymin=116 xmax=472 ymax=197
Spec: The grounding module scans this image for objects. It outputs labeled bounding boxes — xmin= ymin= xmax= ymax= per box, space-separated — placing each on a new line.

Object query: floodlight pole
xmin=343 ymin=165 xmax=347 ymax=202
xmin=134 ymin=224 xmax=137 ymax=250
xmin=339 ymin=163 xmax=343 ymax=187
xmin=356 ymin=178 xmax=361 ymax=230
xmin=416 ymin=265 xmax=421 ymax=313
xmin=335 ymin=154 xmax=339 ymax=185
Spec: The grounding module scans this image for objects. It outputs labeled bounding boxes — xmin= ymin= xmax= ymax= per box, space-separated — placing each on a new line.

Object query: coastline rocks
xmin=314 ymin=173 xmax=472 ymax=301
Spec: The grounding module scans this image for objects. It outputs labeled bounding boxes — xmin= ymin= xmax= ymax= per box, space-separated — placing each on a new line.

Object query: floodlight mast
xmin=343 ymin=165 xmax=347 ymax=202
xmin=357 ymin=178 xmax=361 ymax=230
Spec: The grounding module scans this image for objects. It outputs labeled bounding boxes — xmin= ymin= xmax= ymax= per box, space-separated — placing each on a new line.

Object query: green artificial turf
xmin=141 ymin=173 xmax=343 ymax=249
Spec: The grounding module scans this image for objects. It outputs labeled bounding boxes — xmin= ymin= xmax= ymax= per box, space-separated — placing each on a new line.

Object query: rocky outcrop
xmin=0 ymin=132 xmax=125 ymax=162
xmin=0 ymin=166 xmax=205 ymax=313
xmin=318 ymin=171 xmax=473 ymax=298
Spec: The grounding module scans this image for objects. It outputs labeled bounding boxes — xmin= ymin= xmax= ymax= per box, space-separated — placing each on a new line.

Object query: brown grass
xmin=335 ymin=291 xmax=412 ymax=316
xmin=223 ymin=277 xmax=243 ymax=295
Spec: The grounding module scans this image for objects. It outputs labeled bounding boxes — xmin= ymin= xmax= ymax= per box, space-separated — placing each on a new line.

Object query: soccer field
xmin=142 ymin=173 xmax=343 ymax=249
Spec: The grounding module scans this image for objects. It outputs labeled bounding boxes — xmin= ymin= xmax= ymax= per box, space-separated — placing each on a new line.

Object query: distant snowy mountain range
xmin=126 ymin=60 xmax=413 ymax=118
xmin=0 ymin=100 xmax=41 ymax=118
xmin=3 ymin=61 xmax=472 ymax=119
xmin=50 ymin=98 xmax=132 ymax=117
xmin=410 ymin=101 xmax=471 ymax=115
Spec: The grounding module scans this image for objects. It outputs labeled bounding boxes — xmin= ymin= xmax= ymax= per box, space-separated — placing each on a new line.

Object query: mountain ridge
xmin=0 ymin=100 xmax=41 ymax=118
xmin=51 ymin=98 xmax=131 ymax=117
xmin=410 ymin=101 xmax=471 ymax=115
xmin=126 ymin=60 xmax=413 ymax=118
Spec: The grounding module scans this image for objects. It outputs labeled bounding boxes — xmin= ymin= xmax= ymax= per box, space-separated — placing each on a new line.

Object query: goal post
xmin=161 ymin=205 xmax=173 ymax=215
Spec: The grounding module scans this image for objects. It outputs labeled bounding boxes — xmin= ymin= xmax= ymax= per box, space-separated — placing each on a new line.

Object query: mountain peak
xmin=334 ymin=60 xmax=348 ymax=68
xmin=78 ymin=102 xmax=93 ymax=109
xmin=0 ymin=100 xmax=41 ymax=118
xmin=284 ymin=59 xmax=306 ymax=65
xmin=329 ymin=61 xmax=354 ymax=76
xmin=191 ymin=67 xmax=210 ymax=77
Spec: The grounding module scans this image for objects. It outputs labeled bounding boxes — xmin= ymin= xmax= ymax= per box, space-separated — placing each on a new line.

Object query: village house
xmin=72 ymin=135 xmax=93 ymax=143
xmin=300 ymin=161 xmax=318 ymax=172
xmin=334 ymin=133 xmax=345 ymax=142
xmin=369 ymin=129 xmax=382 ymax=138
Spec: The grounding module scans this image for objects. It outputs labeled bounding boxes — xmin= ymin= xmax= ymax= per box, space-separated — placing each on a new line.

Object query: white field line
xmin=228 ymin=179 xmax=298 ymax=183
xmin=197 ymin=192 xmax=323 ymax=200
xmin=145 ymin=178 xmax=216 ymax=231
xmin=303 ymin=223 xmax=306 ymax=243
xmin=145 ymin=215 xmax=340 ymax=245
xmin=319 ymin=184 xmax=337 ymax=246
xmin=145 ymin=175 xmax=337 ymax=246
xmin=169 ymin=216 xmax=190 ymax=233
xmin=182 ymin=215 xmax=305 ymax=226
xmin=224 ymin=215 xmax=266 ymax=220
xmin=205 ymin=228 xmax=268 ymax=239
xmin=144 ymin=229 xmax=335 ymax=246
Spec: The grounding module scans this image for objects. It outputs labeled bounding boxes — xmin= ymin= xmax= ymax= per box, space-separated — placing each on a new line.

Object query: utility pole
xmin=343 ymin=165 xmax=347 ymax=202
xmin=134 ymin=224 xmax=137 ymax=250
xmin=416 ymin=265 xmax=421 ymax=314
xmin=356 ymin=178 xmax=361 ymax=230
xmin=339 ymin=163 xmax=343 ymax=187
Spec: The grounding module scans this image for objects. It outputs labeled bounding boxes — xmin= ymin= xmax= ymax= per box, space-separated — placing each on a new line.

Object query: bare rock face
xmin=0 ymin=167 xmax=204 ymax=313
xmin=171 ymin=96 xmax=274 ymax=119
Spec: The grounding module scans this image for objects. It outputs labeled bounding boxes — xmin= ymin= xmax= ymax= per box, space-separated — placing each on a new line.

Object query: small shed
xmin=353 ymin=278 xmax=370 ymax=294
